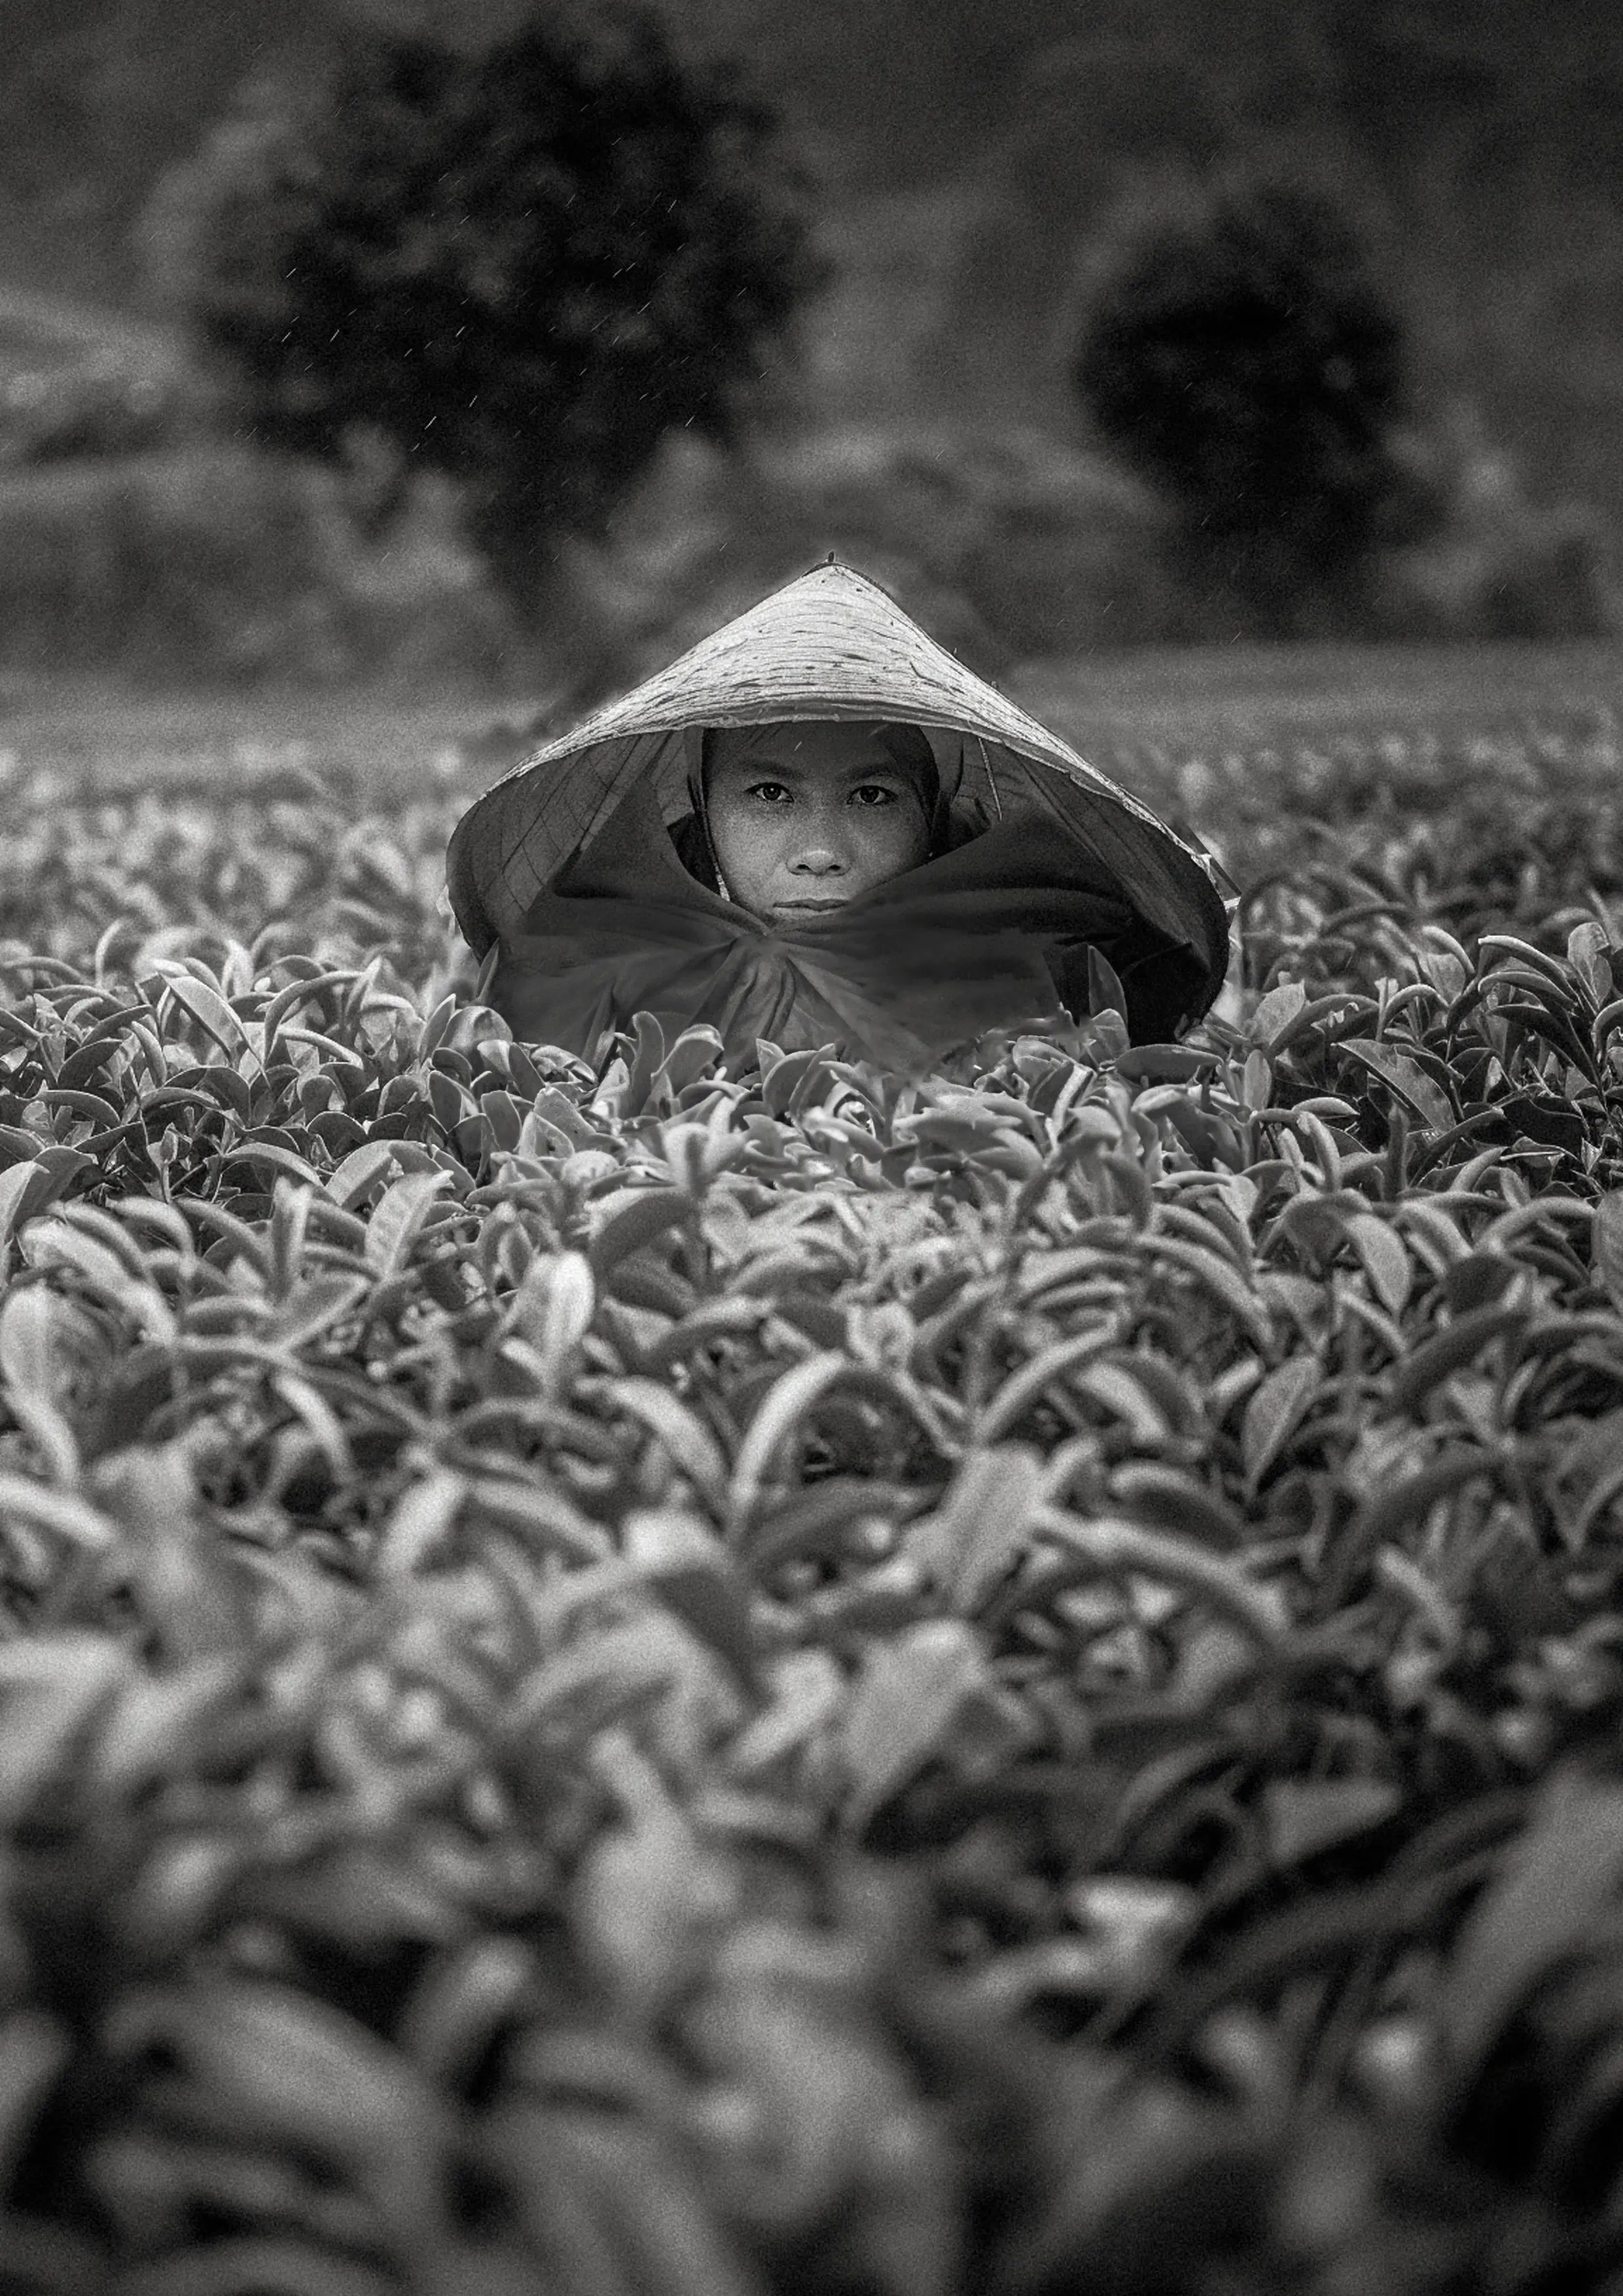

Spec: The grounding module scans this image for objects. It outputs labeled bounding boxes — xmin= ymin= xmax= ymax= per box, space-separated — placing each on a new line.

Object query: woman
xmin=447 ymin=562 xmax=1231 ymax=1074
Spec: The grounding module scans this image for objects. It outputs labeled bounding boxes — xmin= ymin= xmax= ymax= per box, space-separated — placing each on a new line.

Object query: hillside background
xmin=3 ymin=0 xmax=1622 ymax=692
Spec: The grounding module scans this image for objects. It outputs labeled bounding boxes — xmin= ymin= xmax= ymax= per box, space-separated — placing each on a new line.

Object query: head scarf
xmin=489 ymin=713 xmax=1211 ymax=1073
xmin=677 ymin=719 xmax=963 ymax=901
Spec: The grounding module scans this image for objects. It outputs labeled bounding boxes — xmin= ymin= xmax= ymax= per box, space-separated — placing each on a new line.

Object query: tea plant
xmin=1 ymin=721 xmax=1622 ymax=2291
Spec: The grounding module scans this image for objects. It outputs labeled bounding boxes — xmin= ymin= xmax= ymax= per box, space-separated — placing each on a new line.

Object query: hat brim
xmin=448 ymin=563 xmax=1231 ymax=1018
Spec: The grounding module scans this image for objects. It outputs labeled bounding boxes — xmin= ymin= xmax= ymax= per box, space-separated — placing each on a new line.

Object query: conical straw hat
xmin=448 ymin=561 xmax=1230 ymax=1002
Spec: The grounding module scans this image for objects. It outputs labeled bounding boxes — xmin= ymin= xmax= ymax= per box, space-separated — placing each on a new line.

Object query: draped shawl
xmin=452 ymin=564 xmax=1232 ymax=1075
xmin=491 ymin=764 xmax=1209 ymax=1074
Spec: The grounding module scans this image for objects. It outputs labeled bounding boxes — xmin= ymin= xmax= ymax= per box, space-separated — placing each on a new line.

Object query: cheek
xmin=707 ymin=803 xmax=787 ymax=878
xmin=865 ymin=802 xmax=931 ymax=869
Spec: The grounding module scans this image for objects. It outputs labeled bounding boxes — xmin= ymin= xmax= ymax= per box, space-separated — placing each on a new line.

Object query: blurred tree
xmin=1071 ymin=182 xmax=1444 ymax=630
xmin=172 ymin=2 xmax=823 ymax=607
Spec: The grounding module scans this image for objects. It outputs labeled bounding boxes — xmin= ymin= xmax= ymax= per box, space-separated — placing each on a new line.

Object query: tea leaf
xmin=1442 ymin=1784 xmax=1623 ymax=2080
xmin=326 ymin=1139 xmax=411 ymax=1208
xmin=575 ymin=1789 xmax=718 ymax=2022
xmin=905 ymin=1444 xmax=1044 ymax=1613
xmin=365 ymin=1171 xmax=454 ymax=1278
xmin=607 ymin=1379 xmax=728 ymax=1501
xmin=841 ymin=1619 xmax=988 ymax=1833
xmin=728 ymin=1352 xmax=849 ymax=1528
xmin=510 ymin=1250 xmax=597 ymax=1382
xmin=1594 ymin=1193 xmax=1623 ymax=1317
xmin=1262 ymin=1780 xmax=1402 ymax=1868
xmin=160 ymin=971 xmax=253 ymax=1063
xmin=1249 ymin=979 xmax=1308 ymax=1047
xmin=1241 ymin=1356 xmax=1320 ymax=1491
xmin=624 ymin=1507 xmax=760 ymax=1695
xmin=1346 ymin=1213 xmax=1413 ymax=1316
xmin=1340 ymin=1038 xmax=1454 ymax=1132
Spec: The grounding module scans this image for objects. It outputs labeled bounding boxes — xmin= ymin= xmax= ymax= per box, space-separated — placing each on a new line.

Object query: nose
xmin=790 ymin=846 xmax=846 ymax=877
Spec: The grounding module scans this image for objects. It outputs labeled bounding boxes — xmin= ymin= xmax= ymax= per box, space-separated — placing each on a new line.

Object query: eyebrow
xmin=720 ymin=751 xmax=905 ymax=780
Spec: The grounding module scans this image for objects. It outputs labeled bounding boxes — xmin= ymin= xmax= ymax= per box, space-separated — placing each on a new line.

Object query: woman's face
xmin=704 ymin=721 xmax=933 ymax=924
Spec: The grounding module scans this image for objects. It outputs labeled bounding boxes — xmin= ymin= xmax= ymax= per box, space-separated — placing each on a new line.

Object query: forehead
xmin=705 ymin=720 xmax=898 ymax=778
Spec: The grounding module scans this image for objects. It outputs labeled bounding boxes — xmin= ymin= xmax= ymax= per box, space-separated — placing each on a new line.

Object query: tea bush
xmin=4 ymin=721 xmax=1623 ymax=2289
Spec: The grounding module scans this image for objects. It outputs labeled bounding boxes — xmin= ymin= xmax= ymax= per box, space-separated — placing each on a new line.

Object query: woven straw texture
xmin=448 ymin=562 xmax=1230 ymax=985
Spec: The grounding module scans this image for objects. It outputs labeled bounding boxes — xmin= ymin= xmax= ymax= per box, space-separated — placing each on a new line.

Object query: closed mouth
xmin=776 ymin=897 xmax=846 ymax=912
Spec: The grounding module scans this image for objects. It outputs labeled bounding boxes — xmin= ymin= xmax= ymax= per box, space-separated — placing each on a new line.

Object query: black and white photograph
xmin=1 ymin=4 xmax=1622 ymax=2291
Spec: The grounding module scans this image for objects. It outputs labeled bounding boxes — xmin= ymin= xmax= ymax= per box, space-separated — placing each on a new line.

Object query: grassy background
xmin=5 ymin=640 xmax=1621 ymax=809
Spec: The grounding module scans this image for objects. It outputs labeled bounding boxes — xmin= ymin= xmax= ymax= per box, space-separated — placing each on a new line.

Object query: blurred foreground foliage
xmin=3 ymin=719 xmax=1623 ymax=2286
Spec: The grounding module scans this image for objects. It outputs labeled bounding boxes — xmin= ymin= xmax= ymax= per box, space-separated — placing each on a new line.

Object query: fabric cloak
xmin=451 ymin=563 xmax=1234 ymax=1073
xmin=491 ymin=763 xmax=1209 ymax=1075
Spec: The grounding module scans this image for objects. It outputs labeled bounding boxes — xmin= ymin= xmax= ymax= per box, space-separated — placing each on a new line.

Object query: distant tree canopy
xmin=1071 ymin=184 xmax=1442 ymax=628
xmin=180 ymin=3 xmax=823 ymax=606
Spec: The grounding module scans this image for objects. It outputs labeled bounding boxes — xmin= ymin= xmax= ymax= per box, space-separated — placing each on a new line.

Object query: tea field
xmin=5 ymin=675 xmax=1623 ymax=2292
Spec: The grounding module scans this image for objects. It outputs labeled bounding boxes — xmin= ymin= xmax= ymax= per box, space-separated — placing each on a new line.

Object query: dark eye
xmin=849 ymin=783 xmax=899 ymax=808
xmin=746 ymin=780 xmax=791 ymax=804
